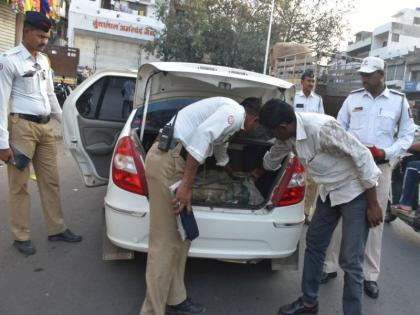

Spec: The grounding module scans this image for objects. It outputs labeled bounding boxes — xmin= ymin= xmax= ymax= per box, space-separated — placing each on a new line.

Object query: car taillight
xmin=112 ymin=136 xmax=148 ymax=195
xmin=271 ymin=157 xmax=305 ymax=207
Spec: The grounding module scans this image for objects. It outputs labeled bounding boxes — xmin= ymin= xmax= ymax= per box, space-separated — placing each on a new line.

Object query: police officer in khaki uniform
xmin=0 ymin=12 xmax=82 ymax=256
xmin=321 ymin=57 xmax=415 ymax=299
xmin=140 ymin=97 xmax=261 ymax=315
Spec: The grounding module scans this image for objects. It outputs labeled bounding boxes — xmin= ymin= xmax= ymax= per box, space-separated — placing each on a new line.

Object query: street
xmin=1 ymin=142 xmax=420 ymax=315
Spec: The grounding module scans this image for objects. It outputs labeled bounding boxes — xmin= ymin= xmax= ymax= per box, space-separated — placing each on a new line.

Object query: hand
xmin=367 ymin=145 xmax=385 ymax=161
xmin=248 ymin=168 xmax=265 ymax=182
xmin=366 ymin=202 xmax=383 ymax=228
xmin=172 ymin=181 xmax=193 ymax=214
xmin=0 ymin=148 xmax=14 ymax=164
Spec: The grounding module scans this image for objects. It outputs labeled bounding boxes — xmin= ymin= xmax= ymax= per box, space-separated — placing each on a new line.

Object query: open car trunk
xmin=130 ymin=63 xmax=295 ymax=209
xmin=132 ymin=105 xmax=285 ymax=210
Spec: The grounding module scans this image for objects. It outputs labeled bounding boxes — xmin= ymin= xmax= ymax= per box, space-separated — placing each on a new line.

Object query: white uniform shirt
xmin=263 ymin=113 xmax=380 ymax=206
xmin=172 ymin=97 xmax=245 ymax=166
xmin=0 ymin=43 xmax=62 ymax=149
xmin=337 ymin=88 xmax=415 ymax=160
xmin=293 ymin=90 xmax=324 ymax=114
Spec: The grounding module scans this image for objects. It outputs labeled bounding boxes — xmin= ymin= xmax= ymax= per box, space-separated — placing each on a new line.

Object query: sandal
xmin=391 ymin=205 xmax=415 ymax=216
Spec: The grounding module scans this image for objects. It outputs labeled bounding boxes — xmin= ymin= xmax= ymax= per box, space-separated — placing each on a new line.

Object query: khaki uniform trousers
xmin=324 ymin=163 xmax=391 ymax=281
xmin=140 ymin=142 xmax=190 ymax=315
xmin=304 ymin=173 xmax=318 ymax=217
xmin=7 ymin=115 xmax=66 ymax=241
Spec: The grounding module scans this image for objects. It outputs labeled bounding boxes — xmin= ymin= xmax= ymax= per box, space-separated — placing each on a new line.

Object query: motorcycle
xmin=54 ymin=79 xmax=72 ymax=107
xmin=386 ymin=153 xmax=420 ymax=232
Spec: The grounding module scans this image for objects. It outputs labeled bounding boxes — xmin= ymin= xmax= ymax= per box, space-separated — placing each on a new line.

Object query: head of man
xmin=358 ymin=57 xmax=385 ymax=95
xmin=22 ymin=12 xmax=52 ymax=54
xmin=301 ymin=69 xmax=315 ymax=95
xmin=259 ymin=99 xmax=296 ymax=141
xmin=240 ymin=97 xmax=261 ymax=135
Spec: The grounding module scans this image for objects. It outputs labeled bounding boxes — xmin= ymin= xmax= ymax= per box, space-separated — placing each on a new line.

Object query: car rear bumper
xmin=104 ymin=198 xmax=304 ymax=260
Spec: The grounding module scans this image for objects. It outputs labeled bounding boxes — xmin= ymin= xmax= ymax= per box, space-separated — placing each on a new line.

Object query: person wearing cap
xmin=321 ymin=56 xmax=415 ymax=299
xmin=0 ymin=11 xmax=82 ymax=256
xmin=293 ymin=69 xmax=325 ymax=224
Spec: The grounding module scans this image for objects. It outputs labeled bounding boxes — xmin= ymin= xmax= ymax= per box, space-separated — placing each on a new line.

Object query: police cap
xmin=25 ymin=11 xmax=52 ymax=32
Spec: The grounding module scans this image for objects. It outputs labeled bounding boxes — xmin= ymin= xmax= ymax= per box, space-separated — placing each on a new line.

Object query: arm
xmin=336 ymin=96 xmax=351 ymax=130
xmin=383 ymin=97 xmax=415 ymax=160
xmin=263 ymin=140 xmax=293 ymax=171
xmin=47 ymin=68 xmax=62 ymax=122
xmin=365 ymin=186 xmax=383 ymax=227
xmin=408 ymin=142 xmax=420 ymax=153
xmin=173 ymin=153 xmax=200 ymax=214
xmin=0 ymin=56 xmax=14 ymax=162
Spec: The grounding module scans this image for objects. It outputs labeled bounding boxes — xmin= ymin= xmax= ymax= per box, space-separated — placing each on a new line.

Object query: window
xmin=76 ymin=76 xmax=136 ymax=122
xmin=76 ymin=78 xmax=104 ymax=119
xmin=414 ymin=17 xmax=420 ymax=25
xmin=391 ymin=33 xmax=400 ymax=42
xmin=382 ymin=41 xmax=388 ymax=47
xmin=412 ymin=71 xmax=420 ymax=81
xmin=99 ymin=77 xmax=136 ymax=121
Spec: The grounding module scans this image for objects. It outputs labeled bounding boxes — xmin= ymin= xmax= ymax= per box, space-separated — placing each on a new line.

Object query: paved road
xmin=1 ymin=142 xmax=420 ymax=315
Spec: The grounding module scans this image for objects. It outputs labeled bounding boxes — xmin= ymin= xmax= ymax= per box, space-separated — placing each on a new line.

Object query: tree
xmin=148 ymin=0 xmax=353 ymax=72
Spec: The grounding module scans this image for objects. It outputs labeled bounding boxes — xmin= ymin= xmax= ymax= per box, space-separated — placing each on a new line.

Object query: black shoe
xmin=166 ymin=298 xmax=205 ymax=315
xmin=364 ymin=280 xmax=379 ymax=299
xmin=13 ymin=240 xmax=36 ymax=256
xmin=278 ymin=297 xmax=318 ymax=315
xmin=48 ymin=229 xmax=82 ymax=242
xmin=320 ymin=271 xmax=337 ymax=284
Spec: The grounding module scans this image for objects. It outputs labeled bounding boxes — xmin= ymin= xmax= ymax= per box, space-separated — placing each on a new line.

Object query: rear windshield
xmin=131 ymin=98 xmax=198 ymax=131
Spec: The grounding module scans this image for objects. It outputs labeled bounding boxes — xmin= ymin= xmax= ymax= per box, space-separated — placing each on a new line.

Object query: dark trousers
xmin=399 ymin=160 xmax=420 ymax=207
xmin=302 ymin=194 xmax=369 ymax=315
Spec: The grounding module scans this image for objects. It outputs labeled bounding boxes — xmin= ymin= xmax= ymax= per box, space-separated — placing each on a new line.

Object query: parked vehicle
xmin=54 ymin=78 xmax=72 ymax=108
xmin=62 ymin=62 xmax=305 ymax=269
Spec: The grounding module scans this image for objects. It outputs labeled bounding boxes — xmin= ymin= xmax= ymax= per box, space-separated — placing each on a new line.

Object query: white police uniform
xmin=0 ymin=43 xmax=62 ymax=149
xmin=172 ymin=97 xmax=245 ymax=166
xmin=324 ymin=86 xmax=415 ymax=282
xmin=293 ymin=90 xmax=324 ymax=114
xmin=0 ymin=41 xmax=67 ymax=242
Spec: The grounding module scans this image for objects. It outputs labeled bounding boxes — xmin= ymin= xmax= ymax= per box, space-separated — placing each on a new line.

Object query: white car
xmin=62 ymin=62 xmax=305 ymax=269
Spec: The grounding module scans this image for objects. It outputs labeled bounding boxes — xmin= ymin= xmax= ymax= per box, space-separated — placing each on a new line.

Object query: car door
xmin=62 ymin=71 xmax=137 ymax=186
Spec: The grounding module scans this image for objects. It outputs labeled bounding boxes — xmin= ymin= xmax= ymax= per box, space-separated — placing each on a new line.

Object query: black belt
xmin=11 ymin=113 xmax=50 ymax=124
xmin=376 ymin=160 xmax=389 ymax=165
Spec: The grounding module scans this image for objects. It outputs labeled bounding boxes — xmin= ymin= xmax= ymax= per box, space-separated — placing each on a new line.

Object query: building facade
xmin=67 ymin=0 xmax=163 ymax=71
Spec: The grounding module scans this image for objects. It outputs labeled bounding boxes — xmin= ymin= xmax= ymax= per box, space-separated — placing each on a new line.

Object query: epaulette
xmin=350 ymin=88 xmax=364 ymax=94
xmin=1 ymin=46 xmax=20 ymax=57
xmin=389 ymin=89 xmax=405 ymax=96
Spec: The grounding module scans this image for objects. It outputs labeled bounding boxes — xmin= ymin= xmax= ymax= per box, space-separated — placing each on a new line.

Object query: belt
xmin=11 ymin=113 xmax=50 ymax=124
xmin=376 ymin=159 xmax=389 ymax=165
